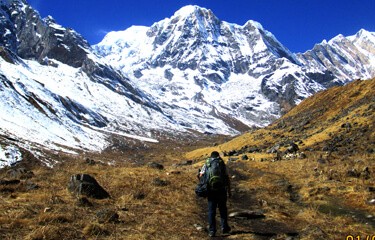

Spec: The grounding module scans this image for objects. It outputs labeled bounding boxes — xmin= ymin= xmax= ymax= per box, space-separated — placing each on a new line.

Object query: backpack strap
xmin=206 ymin=158 xmax=211 ymax=167
xmin=206 ymin=157 xmax=223 ymax=167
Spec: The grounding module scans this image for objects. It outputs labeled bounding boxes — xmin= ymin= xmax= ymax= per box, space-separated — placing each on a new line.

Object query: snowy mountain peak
xmin=356 ymin=28 xmax=372 ymax=37
xmin=99 ymin=26 xmax=148 ymax=46
xmin=328 ymin=34 xmax=346 ymax=44
xmin=244 ymin=19 xmax=264 ymax=31
xmin=171 ymin=5 xmax=218 ymax=21
xmin=163 ymin=5 xmax=220 ymax=33
xmin=348 ymin=29 xmax=375 ymax=43
xmin=174 ymin=5 xmax=205 ymax=16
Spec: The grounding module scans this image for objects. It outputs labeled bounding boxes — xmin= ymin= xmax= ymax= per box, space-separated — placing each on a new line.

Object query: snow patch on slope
xmin=0 ymin=56 xmax=163 ymax=152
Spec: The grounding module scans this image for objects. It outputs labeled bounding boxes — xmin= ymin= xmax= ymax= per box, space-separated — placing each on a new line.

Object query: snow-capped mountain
xmin=94 ymin=5 xmax=375 ymax=130
xmin=297 ymin=29 xmax=375 ymax=83
xmin=1 ymin=1 xmax=375 ymax=160
xmin=0 ymin=0 xmax=184 ymax=157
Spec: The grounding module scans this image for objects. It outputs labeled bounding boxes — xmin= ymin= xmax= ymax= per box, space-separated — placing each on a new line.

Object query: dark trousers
xmin=207 ymin=192 xmax=229 ymax=233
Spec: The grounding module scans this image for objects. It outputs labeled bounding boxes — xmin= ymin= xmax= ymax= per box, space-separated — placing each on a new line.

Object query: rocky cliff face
xmin=1 ymin=0 xmax=88 ymax=67
xmin=0 ymin=0 xmax=159 ymax=110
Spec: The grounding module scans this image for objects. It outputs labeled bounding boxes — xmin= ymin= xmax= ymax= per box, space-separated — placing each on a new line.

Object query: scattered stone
xmin=121 ymin=207 xmax=129 ymax=211
xmin=362 ymin=167 xmax=371 ymax=180
xmin=85 ymin=158 xmax=96 ymax=165
xmin=228 ymin=157 xmax=239 ymax=162
xmin=0 ymin=179 xmax=20 ymax=185
xmin=152 ymin=178 xmax=169 ymax=187
xmin=317 ymin=158 xmax=326 ymax=164
xmin=167 ymin=170 xmax=181 ymax=175
xmin=44 ymin=207 xmax=52 ymax=213
xmin=258 ymin=199 xmax=268 ymax=207
xmin=173 ymin=160 xmax=193 ymax=167
xmin=368 ymin=187 xmax=375 ymax=192
xmin=247 ymin=146 xmax=260 ymax=153
xmin=327 ymin=169 xmax=340 ymax=180
xmin=285 ymin=143 xmax=299 ymax=154
xmin=181 ymin=160 xmax=193 ymax=165
xmin=68 ymin=174 xmax=110 ymax=199
xmin=25 ymin=181 xmax=39 ymax=191
xmin=147 ymin=162 xmax=164 ymax=170
xmin=228 ymin=150 xmax=238 ymax=156
xmin=6 ymin=168 xmax=34 ymax=179
xmin=49 ymin=195 xmax=65 ymax=204
xmin=96 ymin=209 xmax=119 ymax=223
xmin=274 ymin=151 xmax=282 ymax=161
xmin=347 ymin=169 xmax=361 ymax=178
xmin=267 ymin=145 xmax=280 ymax=154
xmin=241 ymin=154 xmax=249 ymax=160
xmin=77 ymin=197 xmax=93 ymax=207
xmin=283 ymin=152 xmax=306 ymax=160
xmin=133 ymin=192 xmax=146 ymax=200
xmin=193 ymin=223 xmax=204 ymax=231
xmin=341 ymin=122 xmax=352 ymax=131
xmin=368 ymin=199 xmax=375 ymax=205
xmin=229 ymin=210 xmax=265 ymax=219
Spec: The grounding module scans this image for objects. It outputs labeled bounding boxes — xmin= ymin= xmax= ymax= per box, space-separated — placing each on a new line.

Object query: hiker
xmin=198 ymin=151 xmax=231 ymax=237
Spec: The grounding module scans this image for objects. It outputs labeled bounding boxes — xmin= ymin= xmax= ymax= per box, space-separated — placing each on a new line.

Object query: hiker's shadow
xmin=227 ymin=165 xmax=298 ymax=238
xmin=230 ymin=219 xmax=298 ymax=238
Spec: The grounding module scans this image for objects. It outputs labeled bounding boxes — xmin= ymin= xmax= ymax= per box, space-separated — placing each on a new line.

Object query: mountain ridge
xmin=0 ymin=1 xmax=375 ymax=160
xmin=94 ymin=4 xmax=375 ymax=131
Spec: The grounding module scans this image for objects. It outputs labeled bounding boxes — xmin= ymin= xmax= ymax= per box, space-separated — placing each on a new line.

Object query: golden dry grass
xmin=0 ymin=159 xmax=208 ymax=240
xmin=186 ymin=79 xmax=375 ymax=239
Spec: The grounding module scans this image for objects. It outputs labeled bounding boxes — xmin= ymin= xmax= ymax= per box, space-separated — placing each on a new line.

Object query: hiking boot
xmin=208 ymin=231 xmax=215 ymax=237
xmin=222 ymin=226 xmax=231 ymax=235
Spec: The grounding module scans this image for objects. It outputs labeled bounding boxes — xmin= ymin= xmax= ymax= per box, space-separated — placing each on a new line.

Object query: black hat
xmin=210 ymin=151 xmax=220 ymax=158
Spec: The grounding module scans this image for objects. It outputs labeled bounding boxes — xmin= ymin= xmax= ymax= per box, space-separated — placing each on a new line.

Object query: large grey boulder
xmin=68 ymin=174 xmax=110 ymax=199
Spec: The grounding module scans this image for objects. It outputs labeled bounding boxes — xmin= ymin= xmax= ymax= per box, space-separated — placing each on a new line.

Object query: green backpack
xmin=206 ymin=157 xmax=226 ymax=192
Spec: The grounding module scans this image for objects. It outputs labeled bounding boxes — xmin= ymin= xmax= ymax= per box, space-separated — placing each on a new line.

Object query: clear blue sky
xmin=28 ymin=0 xmax=374 ymax=53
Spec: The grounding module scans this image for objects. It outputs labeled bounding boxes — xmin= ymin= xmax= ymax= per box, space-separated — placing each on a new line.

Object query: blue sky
xmin=28 ymin=0 xmax=374 ymax=53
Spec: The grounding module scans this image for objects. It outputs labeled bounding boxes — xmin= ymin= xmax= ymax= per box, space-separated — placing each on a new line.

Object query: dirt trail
xmin=193 ymin=166 xmax=299 ymax=239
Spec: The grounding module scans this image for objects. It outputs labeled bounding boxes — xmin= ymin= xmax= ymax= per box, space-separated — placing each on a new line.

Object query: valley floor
xmin=0 ymin=134 xmax=374 ymax=240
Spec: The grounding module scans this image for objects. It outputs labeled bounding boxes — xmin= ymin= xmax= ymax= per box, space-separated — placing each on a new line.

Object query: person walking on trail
xmin=199 ymin=151 xmax=231 ymax=237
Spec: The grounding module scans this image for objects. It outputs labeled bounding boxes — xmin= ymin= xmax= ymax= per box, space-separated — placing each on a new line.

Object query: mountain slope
xmin=1 ymin=2 xmax=375 ymax=160
xmin=297 ymin=29 xmax=375 ymax=85
xmin=94 ymin=6 xmax=307 ymax=129
xmin=0 ymin=0 xmax=185 ymax=157
xmin=186 ymin=78 xmax=375 ymax=239
xmin=95 ymin=5 xmax=375 ymax=133
xmin=0 ymin=80 xmax=373 ymax=240
xmin=187 ymin=78 xmax=375 ymax=159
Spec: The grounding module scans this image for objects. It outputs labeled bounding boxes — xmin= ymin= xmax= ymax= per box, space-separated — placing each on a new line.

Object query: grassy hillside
xmin=0 ymin=79 xmax=374 ymax=239
xmin=187 ymin=78 xmax=375 ymax=239
xmin=187 ymin=79 xmax=375 ymax=158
